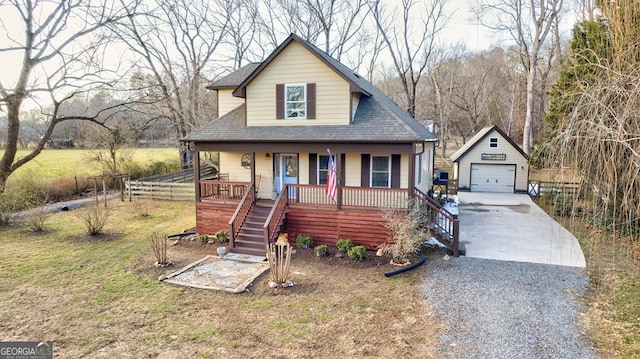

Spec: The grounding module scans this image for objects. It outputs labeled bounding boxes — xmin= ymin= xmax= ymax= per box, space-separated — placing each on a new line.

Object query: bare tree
xmin=114 ymin=0 xmax=231 ymax=168
xmin=304 ymin=0 xmax=371 ymax=61
xmin=474 ymin=0 xmax=564 ymax=154
xmin=0 ymin=0 xmax=139 ymax=192
xmin=224 ymin=0 xmax=261 ymax=70
xmin=370 ymin=0 xmax=449 ymax=118
xmin=576 ymin=0 xmax=596 ymax=21
xmin=256 ymin=0 xmax=373 ymax=64
xmin=258 ymin=0 xmax=323 ymax=47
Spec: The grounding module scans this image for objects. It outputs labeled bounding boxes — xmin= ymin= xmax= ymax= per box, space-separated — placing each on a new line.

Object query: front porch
xmin=194 ymin=178 xmax=460 ymax=257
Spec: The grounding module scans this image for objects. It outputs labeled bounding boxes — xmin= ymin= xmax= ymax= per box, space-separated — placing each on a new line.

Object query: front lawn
xmin=0 ymin=199 xmax=439 ymax=358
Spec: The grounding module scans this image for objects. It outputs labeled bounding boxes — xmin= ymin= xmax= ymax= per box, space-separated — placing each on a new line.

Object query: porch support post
xmin=336 ymin=152 xmax=342 ymax=211
xmin=251 ymin=152 xmax=256 ymax=203
xmin=408 ymin=153 xmax=416 ymax=201
xmin=194 ymin=150 xmax=201 ymax=201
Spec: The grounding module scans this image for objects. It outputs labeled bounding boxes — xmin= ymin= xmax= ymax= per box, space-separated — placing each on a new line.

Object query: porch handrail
xmin=228 ymin=183 xmax=255 ymax=247
xmin=286 ymin=184 xmax=408 ymax=208
xmin=263 ymin=185 xmax=289 ymax=245
xmin=414 ymin=188 xmax=460 ymax=257
xmin=342 ymin=186 xmax=408 ymax=208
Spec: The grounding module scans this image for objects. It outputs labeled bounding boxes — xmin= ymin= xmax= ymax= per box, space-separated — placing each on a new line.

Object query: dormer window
xmin=276 ymin=83 xmax=316 ymax=120
xmin=286 ymin=84 xmax=306 ymax=119
xmin=489 ymin=137 xmax=498 ymax=148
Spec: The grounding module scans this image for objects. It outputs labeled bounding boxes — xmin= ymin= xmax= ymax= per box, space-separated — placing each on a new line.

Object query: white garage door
xmin=470 ymin=164 xmax=516 ymax=193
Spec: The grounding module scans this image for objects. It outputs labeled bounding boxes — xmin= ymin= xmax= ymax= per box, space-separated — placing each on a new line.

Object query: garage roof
xmin=450 ymin=125 xmax=528 ymax=162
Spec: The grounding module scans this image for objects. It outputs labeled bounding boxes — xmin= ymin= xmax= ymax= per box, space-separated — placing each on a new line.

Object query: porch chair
xmin=217 ymin=172 xmax=230 ymax=198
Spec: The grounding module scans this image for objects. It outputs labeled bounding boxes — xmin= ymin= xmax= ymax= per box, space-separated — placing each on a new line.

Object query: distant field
xmin=0 ymin=148 xmax=179 ymax=185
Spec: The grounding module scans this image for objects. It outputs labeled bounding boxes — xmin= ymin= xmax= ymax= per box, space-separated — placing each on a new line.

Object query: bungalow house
xmin=182 ymin=34 xmax=456 ymax=256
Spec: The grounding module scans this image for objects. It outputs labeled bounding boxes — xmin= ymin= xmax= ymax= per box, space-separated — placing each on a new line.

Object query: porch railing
xmin=228 ymin=183 xmax=255 ymax=246
xmin=200 ymin=180 xmax=250 ymax=201
xmin=264 ymin=185 xmax=289 ymax=245
xmin=342 ymin=186 xmax=408 ymax=208
xmin=286 ymin=184 xmax=333 ymax=205
xmin=286 ymin=184 xmax=408 ymax=208
xmin=414 ymin=188 xmax=460 ymax=257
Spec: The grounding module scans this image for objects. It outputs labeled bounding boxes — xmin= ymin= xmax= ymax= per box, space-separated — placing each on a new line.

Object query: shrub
xmin=380 ymin=200 xmax=430 ymax=263
xmin=199 ymin=234 xmax=209 ymax=244
xmin=131 ymin=198 xmax=150 ymax=217
xmin=0 ymin=192 xmax=22 ymax=226
xmin=26 ymin=207 xmax=48 ymax=232
xmin=336 ymin=238 xmax=353 ymax=253
xmin=314 ymin=244 xmax=329 ymax=257
xmin=149 ymin=232 xmax=170 ymax=266
xmin=76 ymin=205 xmax=110 ymax=235
xmin=296 ymin=234 xmax=314 ymax=248
xmin=214 ymin=229 xmax=229 ymax=243
xmin=553 ymin=194 xmax=574 ymax=217
xmin=347 ymin=245 xmax=366 ymax=261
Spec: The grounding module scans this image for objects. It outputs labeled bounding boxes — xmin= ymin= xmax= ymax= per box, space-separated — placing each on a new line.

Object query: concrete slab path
xmin=458 ymin=192 xmax=586 ymax=267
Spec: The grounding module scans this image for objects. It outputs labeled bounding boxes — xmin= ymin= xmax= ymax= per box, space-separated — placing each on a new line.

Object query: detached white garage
xmin=450 ymin=126 xmax=529 ymax=193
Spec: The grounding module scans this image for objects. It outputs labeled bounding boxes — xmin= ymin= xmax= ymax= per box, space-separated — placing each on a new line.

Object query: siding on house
xmin=219 ymin=151 xmax=274 ymax=199
xmin=245 ymin=41 xmax=350 ymax=126
xmin=344 ymin=153 xmax=361 ymax=187
xmin=217 ymin=150 xmax=428 ymax=200
xmin=455 ymin=130 xmax=528 ymax=192
xmin=217 ymin=89 xmax=245 ymax=118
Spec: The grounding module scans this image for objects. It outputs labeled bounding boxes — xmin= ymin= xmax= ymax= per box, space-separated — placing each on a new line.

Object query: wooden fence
xmin=127 ymin=180 xmax=194 ymax=201
xmin=137 ymin=165 xmax=216 ymax=183
xmin=527 ymin=180 xmax=582 ymax=197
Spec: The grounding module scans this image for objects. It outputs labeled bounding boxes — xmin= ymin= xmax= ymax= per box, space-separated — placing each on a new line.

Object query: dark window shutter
xmin=391 ymin=154 xmax=401 ymax=188
xmin=309 ymin=153 xmax=317 ymax=184
xmin=276 ymin=84 xmax=284 ymax=119
xmin=307 ymin=83 xmax=316 ymax=119
xmin=361 ymin=154 xmax=370 ymax=187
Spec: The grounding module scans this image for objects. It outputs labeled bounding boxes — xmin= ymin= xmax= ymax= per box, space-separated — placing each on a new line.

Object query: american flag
xmin=326 ymin=154 xmax=337 ymax=202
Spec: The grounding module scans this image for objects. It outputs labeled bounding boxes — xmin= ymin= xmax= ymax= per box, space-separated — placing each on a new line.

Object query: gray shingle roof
xmin=206 ymin=63 xmax=261 ymax=89
xmin=187 ymin=34 xmax=436 ymax=144
xmin=450 ymin=125 xmax=529 ymax=162
xmin=185 ymin=98 xmax=432 ymax=143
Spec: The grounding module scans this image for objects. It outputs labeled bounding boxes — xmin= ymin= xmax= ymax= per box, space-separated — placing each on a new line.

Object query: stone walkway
xmin=163 ymin=254 xmax=269 ymax=293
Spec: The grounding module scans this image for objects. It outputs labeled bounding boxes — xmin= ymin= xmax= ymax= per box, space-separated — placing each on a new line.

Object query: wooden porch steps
xmin=231 ymin=203 xmax=281 ymax=257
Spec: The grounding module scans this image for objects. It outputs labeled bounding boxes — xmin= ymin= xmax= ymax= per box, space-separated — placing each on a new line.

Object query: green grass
xmin=1 ymin=148 xmax=178 ymax=183
xmin=0 ymin=198 xmax=441 ymax=358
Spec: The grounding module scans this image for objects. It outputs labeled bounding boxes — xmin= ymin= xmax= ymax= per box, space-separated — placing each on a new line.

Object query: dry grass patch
xmin=0 ymin=199 xmax=441 ymax=358
xmin=549 ymin=214 xmax=640 ymax=359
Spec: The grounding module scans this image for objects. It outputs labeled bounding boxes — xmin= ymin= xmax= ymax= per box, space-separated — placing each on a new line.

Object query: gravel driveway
xmin=420 ymin=257 xmax=599 ymax=359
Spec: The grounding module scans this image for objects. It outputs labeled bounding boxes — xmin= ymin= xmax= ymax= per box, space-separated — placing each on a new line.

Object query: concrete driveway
xmin=458 ymin=192 xmax=586 ymax=267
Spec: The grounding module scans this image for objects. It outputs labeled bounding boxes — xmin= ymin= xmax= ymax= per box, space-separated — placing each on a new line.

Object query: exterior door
xmin=470 ymin=164 xmax=515 ymax=193
xmin=274 ymin=153 xmax=298 ymax=194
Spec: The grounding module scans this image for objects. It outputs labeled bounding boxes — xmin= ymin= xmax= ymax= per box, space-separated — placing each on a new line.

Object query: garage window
xmin=489 ymin=137 xmax=498 ymax=148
